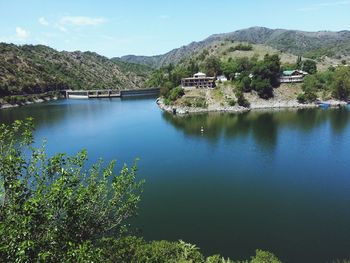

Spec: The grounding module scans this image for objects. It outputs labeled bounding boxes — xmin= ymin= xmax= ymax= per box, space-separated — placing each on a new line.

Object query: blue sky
xmin=0 ymin=0 xmax=349 ymax=58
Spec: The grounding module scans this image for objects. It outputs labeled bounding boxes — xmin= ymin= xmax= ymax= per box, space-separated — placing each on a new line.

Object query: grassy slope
xmin=191 ymin=39 xmax=330 ymax=70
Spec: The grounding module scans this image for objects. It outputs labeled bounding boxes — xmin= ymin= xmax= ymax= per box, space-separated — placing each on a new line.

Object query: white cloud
xmin=39 ymin=17 xmax=49 ymax=26
xmin=15 ymin=27 xmax=30 ymax=39
xmin=60 ymin=16 xmax=106 ymax=26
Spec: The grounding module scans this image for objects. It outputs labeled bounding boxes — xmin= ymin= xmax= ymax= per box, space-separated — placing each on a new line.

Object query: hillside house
xmin=217 ymin=75 xmax=228 ymax=82
xmin=181 ymin=72 xmax=216 ymax=89
xmin=280 ymin=70 xmax=308 ymax=83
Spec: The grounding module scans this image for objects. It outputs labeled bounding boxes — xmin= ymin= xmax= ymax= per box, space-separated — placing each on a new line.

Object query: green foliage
xmin=331 ymin=66 xmax=350 ymax=100
xmin=169 ymin=87 xmax=185 ymax=101
xmin=193 ymin=97 xmax=207 ymax=108
xmin=252 ymin=78 xmax=273 ymax=99
xmin=251 ymin=54 xmax=281 ymax=98
xmin=0 ymin=118 xmax=144 ymax=262
xmin=221 ymin=60 xmax=239 ymax=80
xmin=237 ymin=75 xmax=252 ymax=92
xmin=146 ymin=69 xmax=166 ymax=88
xmin=250 ymin=250 xmax=281 ymax=263
xmin=198 ymin=49 xmax=210 ymax=61
xmin=98 ymin=236 xmax=146 ymax=263
xmin=235 ymin=57 xmax=256 ymax=73
xmin=228 ymin=99 xmax=236 ymax=106
xmin=170 ymin=66 xmax=191 ymax=85
xmin=228 ymin=43 xmax=253 ymax=52
xmin=182 ymin=97 xmax=207 ymax=108
xmin=235 ymin=88 xmax=250 ymax=108
xmin=146 ymin=64 xmax=187 ymax=103
xmin=296 ymin=56 xmax=302 ymax=69
xmin=204 ymin=56 xmax=221 ymax=76
xmin=281 ymin=63 xmax=297 ymax=72
xmin=298 ymin=74 xmax=320 ymax=103
xmin=302 ymin=60 xmax=317 ymax=74
xmin=187 ymin=59 xmax=200 ymax=75
xmin=304 ymin=47 xmax=337 ymax=60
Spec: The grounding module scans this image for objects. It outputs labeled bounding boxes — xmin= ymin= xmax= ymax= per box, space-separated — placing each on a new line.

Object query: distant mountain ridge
xmin=118 ymin=27 xmax=350 ymax=68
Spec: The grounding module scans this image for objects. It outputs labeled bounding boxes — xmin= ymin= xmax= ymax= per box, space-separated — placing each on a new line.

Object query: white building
xmin=181 ymin=72 xmax=216 ymax=89
xmin=217 ymin=75 xmax=228 ymax=82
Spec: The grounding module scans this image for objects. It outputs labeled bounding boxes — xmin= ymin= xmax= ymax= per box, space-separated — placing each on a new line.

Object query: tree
xmin=235 ymin=87 xmax=250 ymax=108
xmin=302 ymin=59 xmax=317 ymax=74
xmin=187 ymin=59 xmax=199 ymax=75
xmin=251 ymin=77 xmax=273 ymax=99
xmin=235 ymin=56 xmax=255 ymax=73
xmin=252 ymin=54 xmax=280 ymax=88
xmin=237 ymin=74 xmax=252 ymax=92
xmin=331 ymin=66 xmax=350 ymax=100
xmin=296 ymin=56 xmax=302 ymax=69
xmin=204 ymin=56 xmax=221 ymax=77
xmin=0 ymin=118 xmax=143 ymax=262
xmin=221 ymin=60 xmax=238 ymax=80
xmin=170 ymin=66 xmax=190 ymax=86
xmin=251 ymin=54 xmax=280 ymax=98
xmin=298 ymin=75 xmax=319 ymax=103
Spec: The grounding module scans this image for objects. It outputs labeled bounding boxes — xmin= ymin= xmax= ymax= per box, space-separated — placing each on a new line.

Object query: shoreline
xmin=0 ymin=95 xmax=62 ymax=110
xmin=156 ymin=98 xmax=347 ymax=115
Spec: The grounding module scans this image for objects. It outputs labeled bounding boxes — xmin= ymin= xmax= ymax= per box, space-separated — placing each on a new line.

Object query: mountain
xmin=0 ymin=43 xmax=153 ymax=97
xmin=119 ymin=27 xmax=350 ymax=68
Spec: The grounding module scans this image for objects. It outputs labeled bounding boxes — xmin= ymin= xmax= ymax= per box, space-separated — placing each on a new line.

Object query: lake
xmin=1 ymin=97 xmax=350 ymax=263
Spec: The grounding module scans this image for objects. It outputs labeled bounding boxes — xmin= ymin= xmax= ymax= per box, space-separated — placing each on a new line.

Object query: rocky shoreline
xmin=156 ymin=98 xmax=347 ymax=115
xmin=0 ymin=96 xmax=61 ymax=110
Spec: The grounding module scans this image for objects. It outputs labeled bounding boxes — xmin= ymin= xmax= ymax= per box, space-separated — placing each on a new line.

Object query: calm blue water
xmin=1 ymin=98 xmax=350 ymax=262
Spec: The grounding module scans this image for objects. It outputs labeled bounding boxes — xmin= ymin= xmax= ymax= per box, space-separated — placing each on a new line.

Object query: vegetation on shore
xmin=147 ymin=42 xmax=350 ymax=110
xmin=297 ymin=65 xmax=350 ymax=103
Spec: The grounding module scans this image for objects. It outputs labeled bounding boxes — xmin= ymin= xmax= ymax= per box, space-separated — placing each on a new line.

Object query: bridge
xmin=65 ymin=88 xmax=160 ymax=99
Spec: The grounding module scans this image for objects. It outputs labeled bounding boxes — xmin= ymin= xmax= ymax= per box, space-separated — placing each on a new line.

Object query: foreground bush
xmin=0 ymin=118 xmax=143 ymax=262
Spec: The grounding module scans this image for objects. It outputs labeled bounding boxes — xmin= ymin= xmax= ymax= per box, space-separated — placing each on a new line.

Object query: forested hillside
xmin=0 ymin=43 xmax=153 ymax=97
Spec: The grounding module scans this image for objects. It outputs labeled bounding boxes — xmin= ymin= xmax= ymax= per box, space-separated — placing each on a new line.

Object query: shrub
xmin=193 ymin=97 xmax=207 ymax=108
xmin=297 ymin=93 xmax=307 ymax=103
xmin=0 ymin=119 xmax=144 ymax=262
xmin=252 ymin=78 xmax=273 ymax=99
xmin=228 ymin=99 xmax=236 ymax=106
xmin=297 ymin=91 xmax=317 ymax=103
xmin=168 ymin=87 xmax=185 ymax=101
xmin=235 ymin=89 xmax=250 ymax=108
xmin=250 ymin=249 xmax=281 ymax=263
xmin=331 ymin=66 xmax=350 ymax=100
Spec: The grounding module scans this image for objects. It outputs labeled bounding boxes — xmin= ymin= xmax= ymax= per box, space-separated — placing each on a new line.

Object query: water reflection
xmin=162 ymin=107 xmax=350 ymax=150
